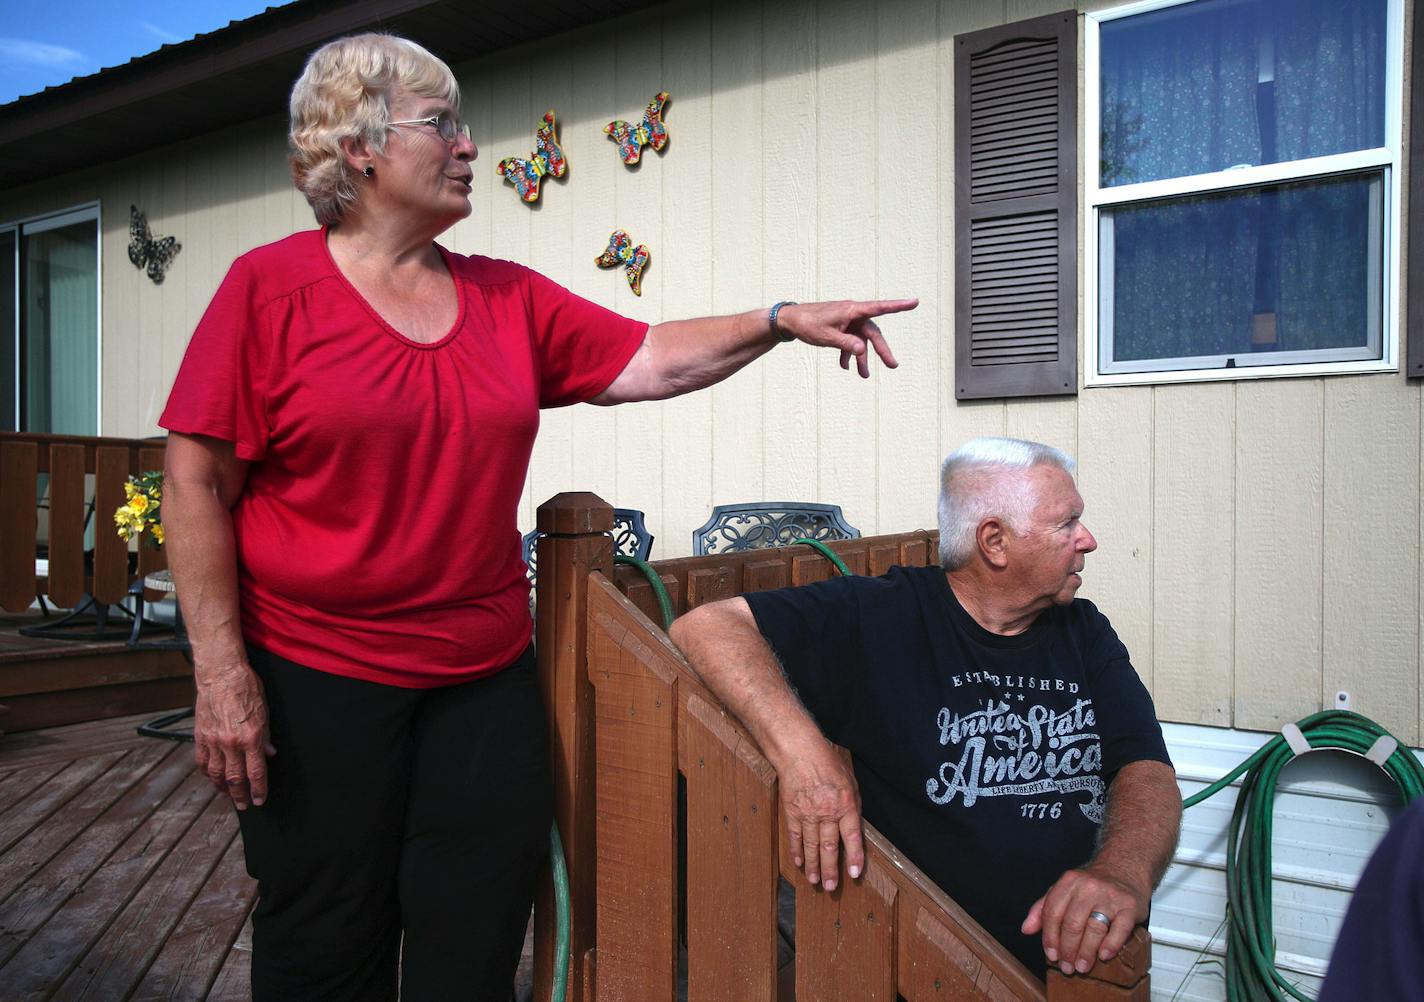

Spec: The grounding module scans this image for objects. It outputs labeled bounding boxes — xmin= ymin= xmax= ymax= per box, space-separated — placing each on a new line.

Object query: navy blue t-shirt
xmin=743 ymin=564 xmax=1171 ymax=975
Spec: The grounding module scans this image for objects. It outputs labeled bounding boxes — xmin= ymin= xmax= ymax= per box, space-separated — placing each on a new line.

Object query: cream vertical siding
xmin=1 ymin=0 xmax=1420 ymax=741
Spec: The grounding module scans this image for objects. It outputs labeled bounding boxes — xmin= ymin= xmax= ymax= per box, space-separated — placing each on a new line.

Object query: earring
xmin=363 ymin=165 xmax=375 ymax=178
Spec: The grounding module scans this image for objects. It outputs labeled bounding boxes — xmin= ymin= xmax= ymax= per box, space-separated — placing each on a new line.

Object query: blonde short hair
xmin=288 ymin=34 xmax=460 ymax=226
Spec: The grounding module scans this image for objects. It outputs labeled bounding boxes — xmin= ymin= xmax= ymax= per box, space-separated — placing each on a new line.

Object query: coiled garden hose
xmin=1180 ymin=709 xmax=1424 ymax=1001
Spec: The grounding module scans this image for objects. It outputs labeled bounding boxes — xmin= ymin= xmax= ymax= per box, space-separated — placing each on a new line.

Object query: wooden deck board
xmin=0 ymin=711 xmax=256 ymax=1001
xmin=1 ymin=770 xmax=214 ymax=996
xmin=49 ymin=792 xmax=232 ymax=1002
xmin=0 ymin=715 xmax=173 ymax=768
xmin=0 ymin=761 xmax=67 ymax=820
xmin=203 ymin=912 xmax=254 ymax=1002
xmin=131 ymin=836 xmax=255 ymax=1002
xmin=0 ymin=742 xmax=171 ymax=907
xmin=0 ymin=742 xmax=193 ymax=969
xmin=0 ymin=753 xmax=127 ymax=854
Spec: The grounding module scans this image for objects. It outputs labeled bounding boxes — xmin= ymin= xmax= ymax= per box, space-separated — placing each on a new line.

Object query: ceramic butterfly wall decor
xmin=604 ymin=92 xmax=670 ymax=166
xmin=497 ymin=110 xmax=568 ymax=203
xmin=595 ymin=230 xmax=650 ymax=296
xmin=127 ymin=206 xmax=181 ymax=285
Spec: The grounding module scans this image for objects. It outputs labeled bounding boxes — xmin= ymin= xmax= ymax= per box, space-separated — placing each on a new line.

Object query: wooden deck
xmin=0 ymin=711 xmax=256 ymax=1001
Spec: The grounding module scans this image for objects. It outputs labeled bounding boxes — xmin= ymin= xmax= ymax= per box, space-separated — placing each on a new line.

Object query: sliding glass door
xmin=2 ymin=206 xmax=99 ymax=434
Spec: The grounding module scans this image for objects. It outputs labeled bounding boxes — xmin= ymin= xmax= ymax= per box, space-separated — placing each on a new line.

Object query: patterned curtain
xmin=1100 ymin=0 xmax=1261 ymax=186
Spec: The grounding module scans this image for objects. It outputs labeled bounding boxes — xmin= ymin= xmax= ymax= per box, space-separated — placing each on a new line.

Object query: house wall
xmin=1 ymin=0 xmax=1419 ymax=744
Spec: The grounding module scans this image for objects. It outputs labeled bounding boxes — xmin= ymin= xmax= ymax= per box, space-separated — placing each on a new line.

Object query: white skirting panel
xmin=1150 ymin=722 xmax=1423 ymax=1001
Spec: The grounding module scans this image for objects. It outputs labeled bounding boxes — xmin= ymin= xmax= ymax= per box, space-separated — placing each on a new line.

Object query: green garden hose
xmin=614 ymin=554 xmax=676 ymax=629
xmin=548 ymin=822 xmax=570 ymax=1002
xmin=1180 ymin=710 xmax=1424 ymax=1001
xmin=790 ymin=537 xmax=854 ymax=577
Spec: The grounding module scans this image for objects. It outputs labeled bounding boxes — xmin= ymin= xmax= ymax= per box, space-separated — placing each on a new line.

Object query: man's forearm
xmin=667 ymin=598 xmax=822 ymax=767
xmin=1091 ymin=760 xmax=1182 ymax=895
xmin=669 ymin=597 xmax=867 ymax=889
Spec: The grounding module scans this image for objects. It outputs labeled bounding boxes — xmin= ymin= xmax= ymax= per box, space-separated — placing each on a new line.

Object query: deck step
xmin=0 ymin=612 xmax=191 ymax=734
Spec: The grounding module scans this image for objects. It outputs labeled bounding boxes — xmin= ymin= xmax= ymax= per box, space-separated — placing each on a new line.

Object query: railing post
xmin=534 ymin=492 xmax=614 ymax=1002
xmin=1046 ymin=928 xmax=1151 ymax=1001
xmin=0 ymin=440 xmax=38 ymax=613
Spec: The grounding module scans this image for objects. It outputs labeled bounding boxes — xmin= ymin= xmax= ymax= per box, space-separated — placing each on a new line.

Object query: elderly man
xmin=669 ymin=437 xmax=1181 ymax=979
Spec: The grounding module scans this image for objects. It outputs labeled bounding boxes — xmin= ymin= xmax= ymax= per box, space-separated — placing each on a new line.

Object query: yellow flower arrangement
xmin=115 ymin=471 xmax=164 ymax=549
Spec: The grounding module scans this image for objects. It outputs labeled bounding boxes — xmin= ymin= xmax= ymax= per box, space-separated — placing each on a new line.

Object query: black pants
xmin=237 ymin=645 xmax=552 ymax=1002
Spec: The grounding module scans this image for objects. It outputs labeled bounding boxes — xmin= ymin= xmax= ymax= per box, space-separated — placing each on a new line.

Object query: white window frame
xmin=1 ymin=202 xmax=103 ymax=432
xmin=1083 ymin=0 xmax=1404 ymax=387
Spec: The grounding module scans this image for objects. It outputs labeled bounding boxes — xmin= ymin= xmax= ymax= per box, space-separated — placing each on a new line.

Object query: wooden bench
xmin=531 ymin=492 xmax=1151 ymax=1002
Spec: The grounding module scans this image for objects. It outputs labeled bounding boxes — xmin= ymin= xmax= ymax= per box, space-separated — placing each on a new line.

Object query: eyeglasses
xmin=386 ymin=112 xmax=471 ymax=145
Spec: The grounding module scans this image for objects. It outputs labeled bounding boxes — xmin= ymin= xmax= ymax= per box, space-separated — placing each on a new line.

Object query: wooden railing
xmin=0 ymin=432 xmax=166 ymax=614
xmin=533 ymin=492 xmax=1151 ymax=1002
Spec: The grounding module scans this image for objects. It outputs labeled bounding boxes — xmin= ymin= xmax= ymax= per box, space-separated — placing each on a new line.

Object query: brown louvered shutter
xmin=954 ymin=11 xmax=1078 ymax=399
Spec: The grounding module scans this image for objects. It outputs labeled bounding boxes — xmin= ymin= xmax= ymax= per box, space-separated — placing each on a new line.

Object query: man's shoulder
xmin=842 ymin=563 xmax=946 ymax=628
xmin=836 ymin=562 xmax=946 ymax=606
xmin=1053 ymin=595 xmax=1115 ymax=632
xmin=1044 ymin=596 xmax=1134 ymax=671
xmin=742 ymin=562 xmax=942 ymax=630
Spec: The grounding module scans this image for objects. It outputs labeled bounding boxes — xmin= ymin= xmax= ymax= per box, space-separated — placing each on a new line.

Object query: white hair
xmin=937 ymin=437 xmax=1077 ymax=570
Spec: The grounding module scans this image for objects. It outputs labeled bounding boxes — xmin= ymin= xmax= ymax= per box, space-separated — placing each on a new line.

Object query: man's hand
xmin=194 ymin=661 xmax=275 ymax=810
xmin=1022 ymin=760 xmax=1180 ymax=976
xmin=1021 ymin=860 xmax=1150 ymax=976
xmin=774 ymin=736 xmax=865 ymax=892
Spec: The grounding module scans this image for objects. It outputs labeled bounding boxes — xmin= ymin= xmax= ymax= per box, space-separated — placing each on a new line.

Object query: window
xmin=0 ymin=205 xmax=100 ymax=432
xmin=1085 ymin=0 xmax=1401 ymax=383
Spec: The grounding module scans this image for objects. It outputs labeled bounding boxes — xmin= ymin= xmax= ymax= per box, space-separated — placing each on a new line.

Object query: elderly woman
xmin=161 ymin=32 xmax=913 ymax=1002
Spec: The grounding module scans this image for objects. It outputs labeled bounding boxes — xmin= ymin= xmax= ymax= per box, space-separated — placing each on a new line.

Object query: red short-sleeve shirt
xmin=160 ymin=229 xmax=646 ymax=687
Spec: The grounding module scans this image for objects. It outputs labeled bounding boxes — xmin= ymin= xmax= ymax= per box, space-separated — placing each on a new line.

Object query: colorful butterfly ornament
xmin=497 ymin=110 xmax=568 ymax=203
xmin=127 ymin=205 xmax=181 ymax=285
xmin=595 ymin=230 xmax=650 ymax=296
xmin=604 ymin=92 xmax=670 ymax=166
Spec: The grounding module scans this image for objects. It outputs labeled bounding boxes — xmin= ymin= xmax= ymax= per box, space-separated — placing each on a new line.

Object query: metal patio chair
xmin=691 ymin=502 xmax=859 ymax=556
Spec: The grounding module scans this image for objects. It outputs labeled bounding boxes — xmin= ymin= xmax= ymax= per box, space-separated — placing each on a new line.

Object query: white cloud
xmin=140 ymin=23 xmax=183 ymax=44
xmin=0 ymin=37 xmax=87 ymax=70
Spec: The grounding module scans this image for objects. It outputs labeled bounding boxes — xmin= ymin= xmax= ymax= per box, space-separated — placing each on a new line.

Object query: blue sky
xmin=0 ymin=1 xmax=289 ymax=105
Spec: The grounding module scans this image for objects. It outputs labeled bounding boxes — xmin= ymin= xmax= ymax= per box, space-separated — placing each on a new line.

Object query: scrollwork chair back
xmin=692 ymin=502 xmax=860 ymax=556
xmin=523 ymin=507 xmax=654 ymax=586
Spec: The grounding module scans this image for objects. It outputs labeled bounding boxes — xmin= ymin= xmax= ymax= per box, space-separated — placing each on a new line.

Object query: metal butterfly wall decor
xmin=127 ymin=206 xmax=181 ymax=285
xmin=595 ymin=230 xmax=650 ymax=296
xmin=604 ymin=92 xmax=670 ymax=165
xmin=497 ymin=110 xmax=568 ymax=204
